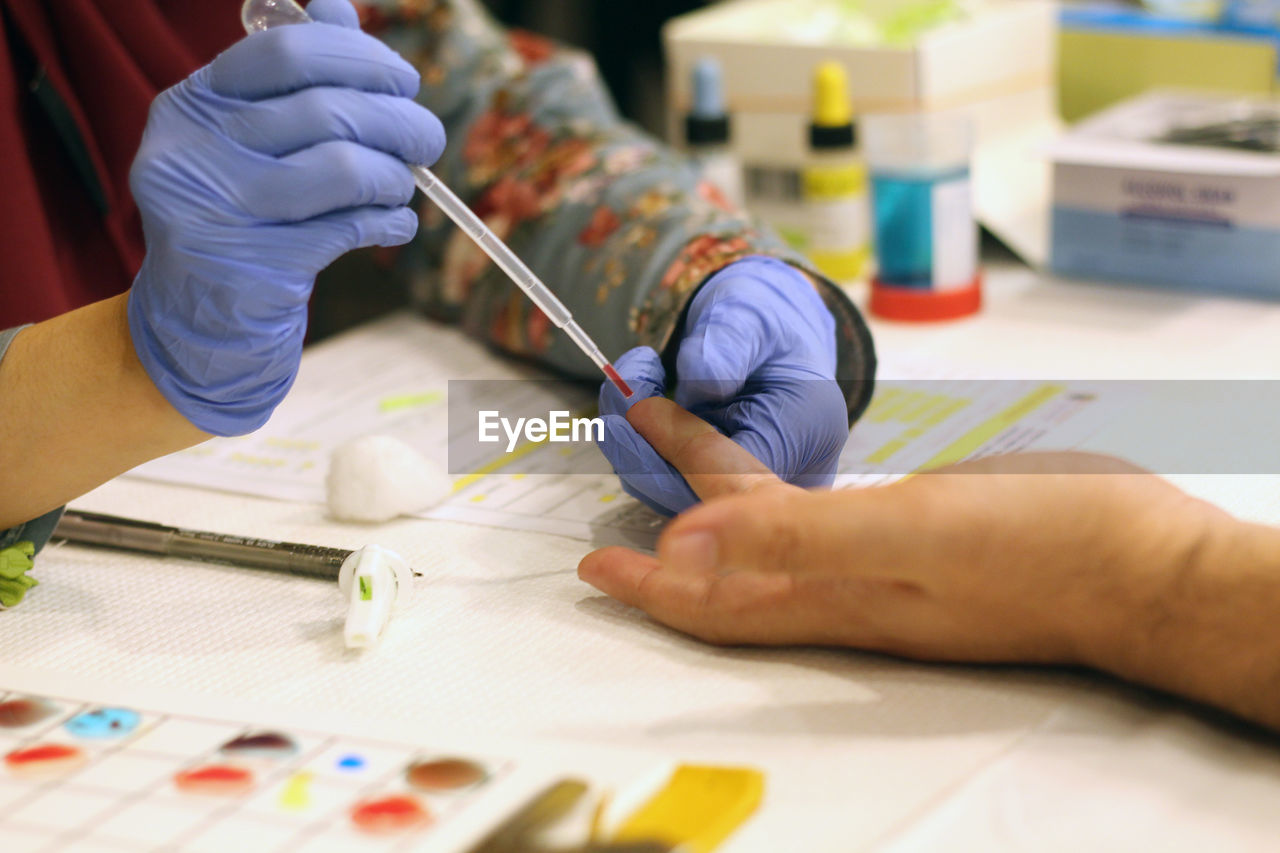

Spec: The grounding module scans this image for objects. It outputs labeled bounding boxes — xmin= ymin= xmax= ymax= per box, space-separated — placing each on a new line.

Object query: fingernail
xmin=661 ymin=530 xmax=718 ymax=572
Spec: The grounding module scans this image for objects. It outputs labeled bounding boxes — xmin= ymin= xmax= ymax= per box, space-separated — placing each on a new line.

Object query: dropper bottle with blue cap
xmin=684 ymin=57 xmax=744 ymax=208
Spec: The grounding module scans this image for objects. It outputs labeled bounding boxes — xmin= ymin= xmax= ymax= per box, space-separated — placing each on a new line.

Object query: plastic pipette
xmin=240 ymin=0 xmax=633 ymax=398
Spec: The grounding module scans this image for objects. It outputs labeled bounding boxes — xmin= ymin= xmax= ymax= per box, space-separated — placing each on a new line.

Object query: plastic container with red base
xmin=869 ymin=274 xmax=983 ymax=322
xmin=863 ymin=114 xmax=982 ymax=322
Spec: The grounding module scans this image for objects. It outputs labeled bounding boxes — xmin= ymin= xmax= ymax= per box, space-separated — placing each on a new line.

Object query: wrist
xmin=0 ymin=295 xmax=208 ymax=529
xmin=113 ymin=293 xmax=200 ymax=434
xmin=1085 ymin=498 xmax=1280 ymax=726
xmin=1160 ymin=519 xmax=1280 ymax=727
xmin=128 ymin=267 xmax=302 ymax=436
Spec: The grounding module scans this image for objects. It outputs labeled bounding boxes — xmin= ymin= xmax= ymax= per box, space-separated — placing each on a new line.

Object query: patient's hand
xmin=579 ymin=398 xmax=1280 ymax=731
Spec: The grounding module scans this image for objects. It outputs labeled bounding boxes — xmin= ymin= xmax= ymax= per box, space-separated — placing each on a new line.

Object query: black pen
xmin=53 ymin=509 xmax=353 ymax=581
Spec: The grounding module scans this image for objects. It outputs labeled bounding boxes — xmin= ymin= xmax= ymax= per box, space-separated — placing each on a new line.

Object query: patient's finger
xmin=625 ymin=396 xmax=784 ymax=502
xmin=578 ymin=546 xmax=855 ymax=646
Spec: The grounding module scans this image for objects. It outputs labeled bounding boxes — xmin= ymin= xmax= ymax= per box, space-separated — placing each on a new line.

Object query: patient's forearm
xmin=1101 ymin=519 xmax=1280 ymax=730
xmin=0 ymin=293 xmax=208 ymax=529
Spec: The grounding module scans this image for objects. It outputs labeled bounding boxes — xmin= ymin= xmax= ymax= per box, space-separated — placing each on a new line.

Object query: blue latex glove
xmin=127 ymin=0 xmax=444 ymax=436
xmin=598 ymin=256 xmax=848 ymax=515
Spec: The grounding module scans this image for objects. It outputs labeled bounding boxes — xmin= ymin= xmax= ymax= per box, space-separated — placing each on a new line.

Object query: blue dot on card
xmin=64 ymin=708 xmax=140 ymax=739
xmin=336 ymin=754 xmax=366 ymax=771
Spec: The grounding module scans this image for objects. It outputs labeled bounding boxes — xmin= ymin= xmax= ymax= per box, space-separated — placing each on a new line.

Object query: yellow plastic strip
xmin=612 ymin=764 xmax=764 ymax=853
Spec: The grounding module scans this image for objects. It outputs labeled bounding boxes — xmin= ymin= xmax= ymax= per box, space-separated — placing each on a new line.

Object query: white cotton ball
xmin=327 ymin=435 xmax=451 ymax=523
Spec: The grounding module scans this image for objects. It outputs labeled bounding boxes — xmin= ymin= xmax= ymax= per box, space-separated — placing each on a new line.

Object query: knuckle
xmin=686 ymin=585 xmax=734 ymax=645
xmin=343 ymin=213 xmax=370 ymax=247
xmin=220 ymin=107 xmax=255 ymax=147
xmin=761 ymin=520 xmax=803 ymax=571
xmin=264 ymin=28 xmax=307 ymax=80
xmin=747 ymin=495 xmax=805 ymax=570
xmin=298 ymin=87 xmax=336 ymax=130
xmin=240 ymin=179 xmax=277 ymax=219
xmin=326 ymin=143 xmax=366 ymax=191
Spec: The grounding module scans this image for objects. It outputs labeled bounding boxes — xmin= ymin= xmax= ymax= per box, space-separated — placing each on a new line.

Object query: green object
xmin=882 ymin=0 xmax=964 ymax=46
xmin=1059 ymin=29 xmax=1277 ymax=123
xmin=0 ymin=541 xmax=38 ymax=607
xmin=359 ymin=575 xmax=373 ymax=601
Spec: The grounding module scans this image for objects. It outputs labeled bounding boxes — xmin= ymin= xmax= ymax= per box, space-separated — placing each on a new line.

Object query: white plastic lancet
xmin=337 ymin=545 xmax=413 ymax=650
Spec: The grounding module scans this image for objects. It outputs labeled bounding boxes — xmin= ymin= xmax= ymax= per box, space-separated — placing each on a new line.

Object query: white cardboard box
xmin=1050 ymin=91 xmax=1280 ymax=298
xmin=663 ymin=0 xmax=1061 ymax=265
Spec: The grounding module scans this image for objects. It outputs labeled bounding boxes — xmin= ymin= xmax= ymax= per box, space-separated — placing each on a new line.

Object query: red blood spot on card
xmin=5 ymin=743 xmax=86 ymax=778
xmin=174 ymin=764 xmax=255 ymax=796
xmin=350 ymin=794 xmax=432 ymax=834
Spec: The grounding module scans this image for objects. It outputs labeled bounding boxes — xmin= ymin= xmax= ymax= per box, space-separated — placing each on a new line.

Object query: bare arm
xmin=0 ymin=294 xmax=208 ymax=530
xmin=579 ymin=396 xmax=1280 ymax=732
xmin=1111 ymin=517 xmax=1280 ymax=730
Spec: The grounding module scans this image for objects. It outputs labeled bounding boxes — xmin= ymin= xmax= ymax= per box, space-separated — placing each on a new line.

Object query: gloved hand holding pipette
xmin=0 ymin=0 xmax=877 ymax=552
xmin=598 ymin=257 xmax=847 ymax=516
xmin=129 ymin=1 xmax=444 ymax=435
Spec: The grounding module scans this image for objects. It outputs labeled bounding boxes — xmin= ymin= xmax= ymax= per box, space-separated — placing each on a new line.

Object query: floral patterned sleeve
xmin=354 ymin=0 xmax=876 ymax=422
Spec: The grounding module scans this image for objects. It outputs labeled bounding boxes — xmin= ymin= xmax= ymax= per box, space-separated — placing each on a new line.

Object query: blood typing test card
xmin=130 ymin=313 xmax=1128 ymax=548
xmin=0 ymin=668 xmax=680 ymax=853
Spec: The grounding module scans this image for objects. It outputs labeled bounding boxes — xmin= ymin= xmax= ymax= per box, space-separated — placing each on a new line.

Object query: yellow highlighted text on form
xmin=921 ymin=385 xmax=1063 ymax=470
xmin=378 ymin=391 xmax=443 ymax=413
xmin=865 ymin=397 xmax=971 ymax=465
xmin=451 ymin=407 xmax=597 ymax=494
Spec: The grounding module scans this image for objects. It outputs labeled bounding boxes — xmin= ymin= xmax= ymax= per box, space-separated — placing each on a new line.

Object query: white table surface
xmin=6 ymin=260 xmax=1280 ymax=851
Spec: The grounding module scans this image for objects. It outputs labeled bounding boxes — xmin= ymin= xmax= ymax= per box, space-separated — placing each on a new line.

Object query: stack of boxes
xmin=662 ymin=0 xmax=1060 ymax=271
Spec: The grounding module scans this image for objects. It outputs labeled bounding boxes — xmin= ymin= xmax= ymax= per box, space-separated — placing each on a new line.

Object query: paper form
xmin=835 ymin=365 xmax=1120 ymax=489
xmin=127 ymin=313 xmax=1125 ymax=547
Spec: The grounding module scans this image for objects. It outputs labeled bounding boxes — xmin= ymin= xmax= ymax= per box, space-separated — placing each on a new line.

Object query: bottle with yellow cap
xmin=801 ymin=61 xmax=871 ymax=282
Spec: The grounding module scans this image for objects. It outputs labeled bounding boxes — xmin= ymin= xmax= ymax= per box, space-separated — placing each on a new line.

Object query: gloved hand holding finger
xmin=674 ymin=257 xmax=835 ymax=406
xmin=598 ymin=347 xmax=699 ymax=516
xmin=673 ymin=256 xmax=846 ymax=485
xmin=597 ymin=256 xmax=849 ymax=513
xmin=692 ymin=379 xmax=848 ymax=490
xmin=128 ymin=0 xmax=444 ymax=437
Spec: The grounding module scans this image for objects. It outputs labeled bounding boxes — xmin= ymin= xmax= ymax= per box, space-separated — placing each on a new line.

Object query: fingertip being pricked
xmin=599 ymin=346 xmax=665 ymax=417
